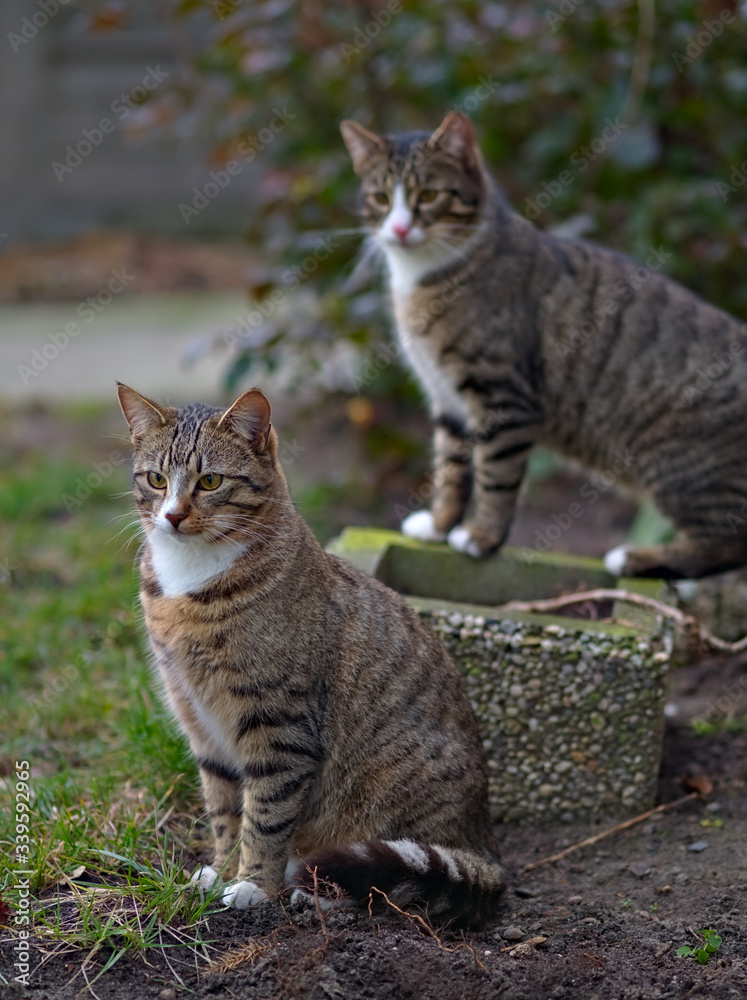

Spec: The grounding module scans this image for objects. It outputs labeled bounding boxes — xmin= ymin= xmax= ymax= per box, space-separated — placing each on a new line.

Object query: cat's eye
xmin=418 ymin=189 xmax=440 ymax=205
xmin=147 ymin=472 xmax=167 ymax=489
xmin=198 ymin=473 xmax=223 ymax=491
xmin=372 ymin=191 xmax=390 ymax=206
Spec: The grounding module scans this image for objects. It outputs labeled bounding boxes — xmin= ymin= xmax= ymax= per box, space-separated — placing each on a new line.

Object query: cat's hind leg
xmin=604 ymin=533 xmax=747 ymax=580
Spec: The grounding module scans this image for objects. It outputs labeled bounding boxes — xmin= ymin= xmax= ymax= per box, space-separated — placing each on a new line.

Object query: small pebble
xmin=568 ymin=895 xmax=583 ymax=906
xmin=509 ymin=942 xmax=536 ymax=959
xmin=502 ymin=925 xmax=525 ymax=941
xmin=628 ymin=862 xmax=651 ymax=879
xmin=688 ymin=840 xmax=709 ymax=853
xmin=159 ymin=991 xmax=177 ymax=1000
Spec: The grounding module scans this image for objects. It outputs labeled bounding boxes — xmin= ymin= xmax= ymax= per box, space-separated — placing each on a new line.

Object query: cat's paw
xmin=447 ymin=525 xmax=484 ymax=558
xmin=401 ymin=510 xmax=447 ymax=543
xmin=221 ymin=880 xmax=269 ymax=909
xmin=603 ymin=544 xmax=630 ymax=576
xmin=189 ymin=865 xmax=219 ymax=890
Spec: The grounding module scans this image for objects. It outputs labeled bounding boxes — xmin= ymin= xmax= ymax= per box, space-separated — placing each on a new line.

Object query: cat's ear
xmin=429 ymin=111 xmax=480 ymax=171
xmin=340 ymin=120 xmax=386 ymax=175
xmin=219 ymin=388 xmax=272 ymax=450
xmin=117 ymin=383 xmax=168 ymax=440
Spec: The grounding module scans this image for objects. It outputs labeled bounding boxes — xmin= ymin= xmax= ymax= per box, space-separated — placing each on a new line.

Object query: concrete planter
xmin=329 ymin=528 xmax=672 ymax=824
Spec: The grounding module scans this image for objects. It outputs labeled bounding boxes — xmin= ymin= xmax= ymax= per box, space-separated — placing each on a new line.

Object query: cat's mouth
xmin=381 ymin=227 xmax=426 ymax=250
xmin=155 ymin=517 xmax=197 ymax=539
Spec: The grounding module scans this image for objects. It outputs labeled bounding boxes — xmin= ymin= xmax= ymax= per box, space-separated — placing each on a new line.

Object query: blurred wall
xmin=0 ymin=0 xmax=257 ymax=245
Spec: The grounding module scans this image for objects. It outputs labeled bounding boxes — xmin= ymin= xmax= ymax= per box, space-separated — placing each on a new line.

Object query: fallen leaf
xmin=681 ymin=774 xmax=713 ymax=796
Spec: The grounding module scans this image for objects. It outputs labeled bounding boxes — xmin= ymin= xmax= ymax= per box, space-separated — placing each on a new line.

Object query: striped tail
xmin=288 ymin=839 xmax=503 ymax=928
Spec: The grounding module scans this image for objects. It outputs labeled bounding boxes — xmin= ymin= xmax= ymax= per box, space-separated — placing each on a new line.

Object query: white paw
xmin=447 ymin=525 xmax=482 ymax=558
xmin=673 ymin=579 xmax=698 ymax=602
xmin=189 ymin=865 xmax=219 ymax=890
xmin=221 ymin=880 xmax=269 ymax=909
xmin=604 ymin=544 xmax=630 ymax=576
xmin=401 ymin=510 xmax=447 ymax=543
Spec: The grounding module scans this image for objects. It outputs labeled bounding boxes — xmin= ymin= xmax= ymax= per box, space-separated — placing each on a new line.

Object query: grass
xmin=0 ymin=402 xmax=222 ymax=981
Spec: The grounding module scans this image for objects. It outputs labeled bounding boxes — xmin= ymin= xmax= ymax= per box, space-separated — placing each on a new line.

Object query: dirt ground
xmin=2 ymin=699 xmax=746 ymax=1000
xmin=2 ymin=235 xmax=746 ymax=999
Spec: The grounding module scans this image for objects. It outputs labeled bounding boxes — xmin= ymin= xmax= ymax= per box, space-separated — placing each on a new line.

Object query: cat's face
xmin=340 ymin=112 xmax=486 ymax=256
xmin=118 ymin=385 xmax=279 ymax=546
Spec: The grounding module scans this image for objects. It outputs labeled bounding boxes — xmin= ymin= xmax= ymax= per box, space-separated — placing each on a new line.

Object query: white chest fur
xmin=148 ymin=530 xmax=244 ymax=598
xmin=398 ymin=329 xmax=470 ymax=425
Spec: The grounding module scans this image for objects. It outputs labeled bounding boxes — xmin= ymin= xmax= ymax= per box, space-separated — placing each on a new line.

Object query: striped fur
xmin=117 ymin=384 xmax=502 ymax=928
xmin=290 ymin=839 xmax=503 ymax=928
xmin=341 ymin=112 xmax=747 ymax=579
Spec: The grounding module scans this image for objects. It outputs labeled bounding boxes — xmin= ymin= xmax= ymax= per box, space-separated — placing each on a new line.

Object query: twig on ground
xmin=310 ymin=866 xmax=330 ymax=945
xmin=498 ymin=588 xmax=747 ymax=653
xmin=369 ymin=888 xmax=487 ymax=973
xmin=523 ymin=792 xmax=699 ymax=872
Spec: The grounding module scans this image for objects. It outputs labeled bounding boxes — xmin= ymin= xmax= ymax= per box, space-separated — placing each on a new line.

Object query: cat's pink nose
xmin=392 ymin=222 xmax=411 ymax=241
xmin=166 ymin=511 xmax=187 ymax=528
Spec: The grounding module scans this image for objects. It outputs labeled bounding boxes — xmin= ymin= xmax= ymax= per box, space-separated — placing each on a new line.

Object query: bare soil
xmin=2 ymin=705 xmax=746 ymax=1000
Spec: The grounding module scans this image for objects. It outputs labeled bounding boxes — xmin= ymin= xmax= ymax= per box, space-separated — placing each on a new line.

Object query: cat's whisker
xmin=341 ymin=236 xmax=385 ymax=294
xmin=298 ymin=227 xmax=370 ymax=239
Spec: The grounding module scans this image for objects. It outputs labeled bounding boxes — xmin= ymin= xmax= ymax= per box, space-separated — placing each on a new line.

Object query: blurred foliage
xmin=147 ymin=0 xmax=747 ymax=390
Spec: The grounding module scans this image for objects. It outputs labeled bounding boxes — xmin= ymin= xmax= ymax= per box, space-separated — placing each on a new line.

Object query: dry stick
xmin=369 ymin=888 xmax=487 ymax=973
xmin=523 ymin=792 xmax=698 ymax=873
xmin=310 ymin=865 xmax=333 ymax=948
xmin=498 ymin=588 xmax=747 ymax=654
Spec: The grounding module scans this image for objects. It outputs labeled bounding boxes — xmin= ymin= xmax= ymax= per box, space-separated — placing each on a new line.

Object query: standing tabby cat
xmin=341 ymin=111 xmax=747 ymax=579
xmin=117 ymin=383 xmax=502 ymax=927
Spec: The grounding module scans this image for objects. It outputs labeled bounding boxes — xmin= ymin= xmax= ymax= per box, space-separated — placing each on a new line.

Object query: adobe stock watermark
xmin=11 ymin=760 xmax=34 ymax=986
xmin=52 ymin=66 xmax=170 ymax=181
xmin=524 ymin=117 xmax=628 ymax=219
xmin=221 ymin=234 xmax=340 ymax=350
xmin=452 ymin=76 xmax=499 ymax=116
xmin=545 ymin=0 xmax=588 ymax=32
xmin=725 ymin=495 xmax=747 ymax=536
xmin=557 ymin=245 xmax=673 ymax=362
xmin=17 ymin=267 xmax=135 ymax=385
xmin=178 ymin=106 xmax=296 ymax=224
xmin=698 ymin=675 xmax=747 ymax=725
xmin=340 ymin=0 xmax=402 ymax=61
xmin=519 ymin=448 xmax=637 ymax=563
xmin=212 ymin=0 xmax=241 ymax=17
xmin=671 ymin=8 xmax=736 ymax=72
xmin=715 ymin=156 xmax=747 ymax=202
xmin=0 ymin=557 xmax=15 ymax=585
xmin=7 ymin=0 xmax=71 ymax=53
xmin=60 ymin=452 xmax=128 ymax=515
xmin=680 ymin=331 xmax=747 ymax=408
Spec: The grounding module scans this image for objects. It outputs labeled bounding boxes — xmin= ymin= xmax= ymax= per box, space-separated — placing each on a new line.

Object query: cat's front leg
xmin=448 ymin=421 xmax=535 ymax=558
xmin=196 ymin=758 xmax=243 ymax=882
xmin=402 ymin=420 xmax=473 ymax=542
xmin=222 ymin=758 xmax=316 ymax=909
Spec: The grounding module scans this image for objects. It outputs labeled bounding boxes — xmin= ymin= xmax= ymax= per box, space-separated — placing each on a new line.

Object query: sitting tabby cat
xmin=341 ymin=111 xmax=747 ymax=580
xmin=117 ymin=383 xmax=502 ymax=927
